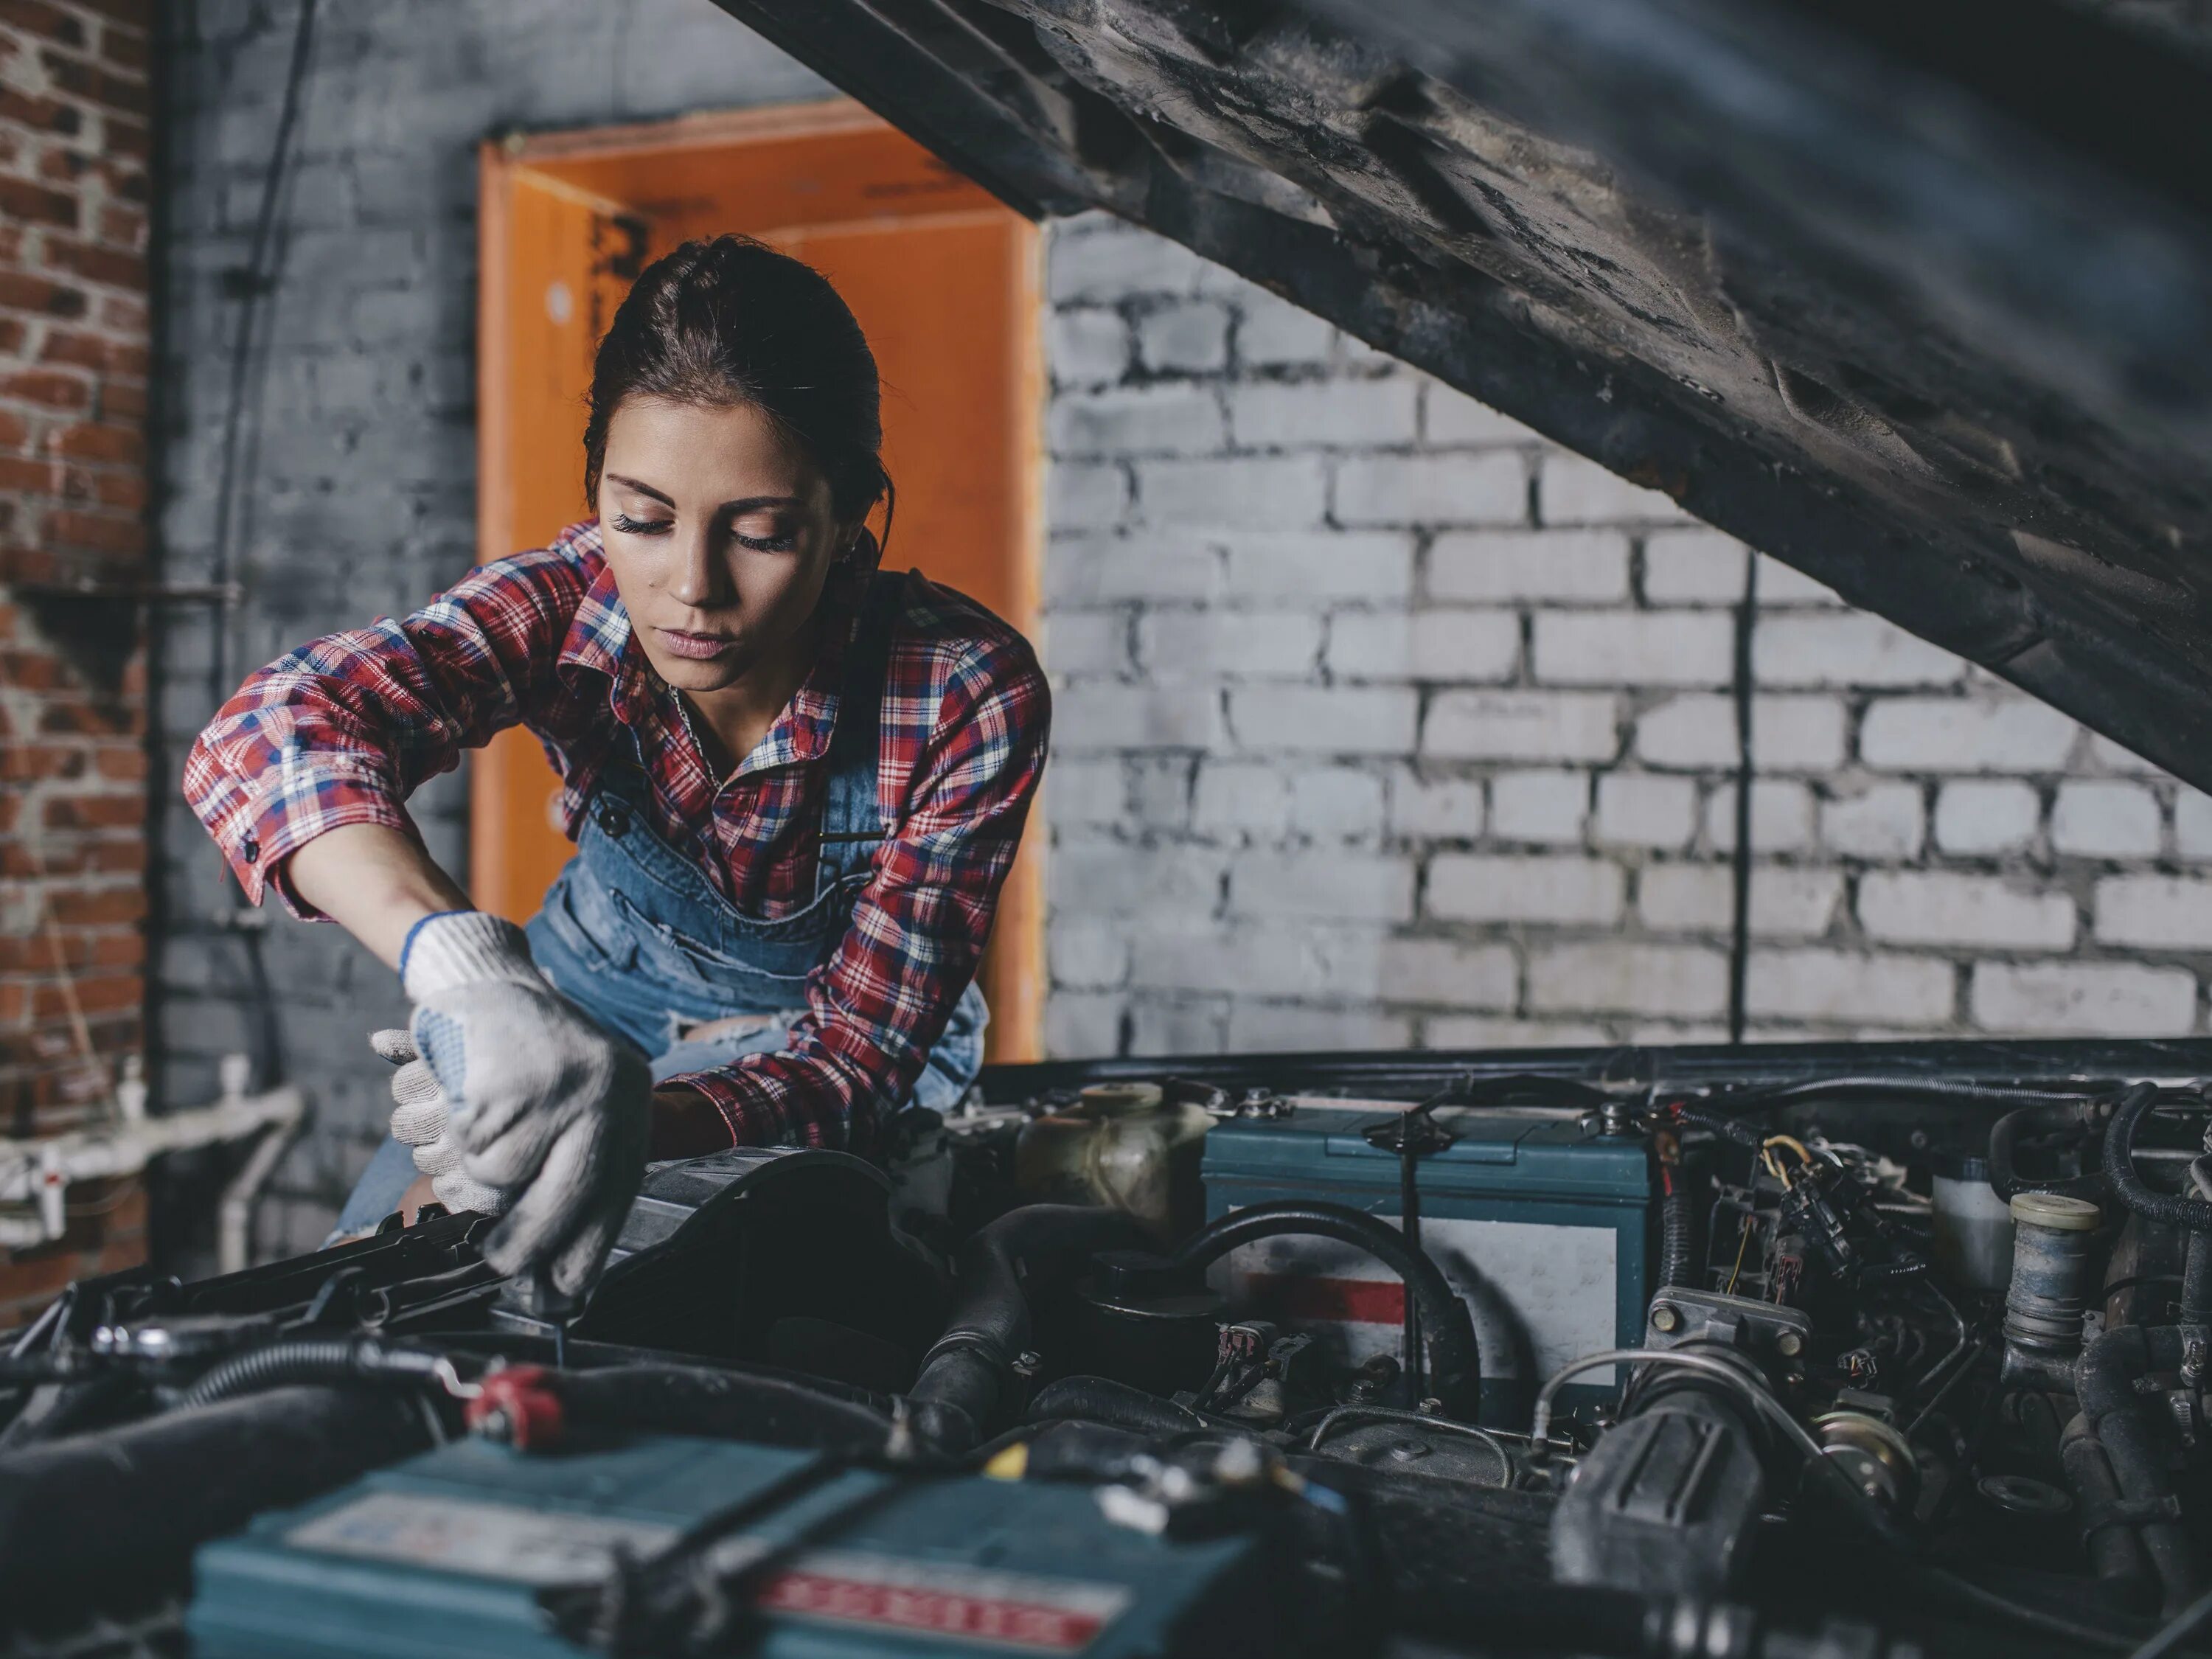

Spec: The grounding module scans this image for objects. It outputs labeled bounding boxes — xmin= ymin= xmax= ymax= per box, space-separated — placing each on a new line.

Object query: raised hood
xmin=712 ymin=0 xmax=2212 ymax=790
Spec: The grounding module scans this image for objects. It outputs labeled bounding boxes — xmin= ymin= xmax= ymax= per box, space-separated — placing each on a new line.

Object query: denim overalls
xmin=332 ymin=570 xmax=987 ymax=1234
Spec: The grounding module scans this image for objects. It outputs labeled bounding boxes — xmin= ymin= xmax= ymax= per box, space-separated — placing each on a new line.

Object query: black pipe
xmin=2104 ymin=1084 xmax=2212 ymax=1231
xmin=2185 ymin=1234 xmax=2212 ymax=1326
xmin=2073 ymin=1324 xmax=2203 ymax=1615
xmin=179 ymin=1336 xmax=453 ymax=1408
xmin=1989 ymin=1097 xmax=2111 ymax=1200
xmin=1169 ymin=1200 xmax=1481 ymax=1419
xmin=1026 ymin=1374 xmax=1214 ymax=1437
xmin=906 ymin=1204 xmax=1147 ymax=1451
xmin=0 ymin=1385 xmax=431 ymax=1623
xmin=2062 ymin=1412 xmax=2161 ymax=1613
xmin=521 ymin=1364 xmax=896 ymax=1454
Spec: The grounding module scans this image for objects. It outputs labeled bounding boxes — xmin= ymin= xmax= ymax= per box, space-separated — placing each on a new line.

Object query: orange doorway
xmin=474 ymin=101 xmax=1045 ymax=1060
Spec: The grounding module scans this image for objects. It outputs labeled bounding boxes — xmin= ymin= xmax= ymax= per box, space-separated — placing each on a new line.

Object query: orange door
xmin=476 ymin=103 xmax=1043 ymax=1060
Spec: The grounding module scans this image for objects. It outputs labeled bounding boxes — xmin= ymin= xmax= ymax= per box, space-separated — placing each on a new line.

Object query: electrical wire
xmin=195 ymin=0 xmax=319 ymax=1096
xmin=1725 ymin=545 xmax=1756 ymax=1043
xmin=1723 ymin=1209 xmax=1754 ymax=1295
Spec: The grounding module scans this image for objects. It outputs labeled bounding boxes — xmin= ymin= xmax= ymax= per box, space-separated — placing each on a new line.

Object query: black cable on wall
xmin=1727 ymin=549 xmax=1759 ymax=1043
xmin=201 ymin=0 xmax=321 ymax=1093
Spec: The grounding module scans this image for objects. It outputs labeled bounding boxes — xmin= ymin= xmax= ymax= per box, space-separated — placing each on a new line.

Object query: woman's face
xmin=596 ymin=396 xmax=849 ymax=695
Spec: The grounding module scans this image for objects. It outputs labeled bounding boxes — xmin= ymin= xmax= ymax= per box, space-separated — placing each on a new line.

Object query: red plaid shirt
xmin=184 ymin=520 xmax=1049 ymax=1150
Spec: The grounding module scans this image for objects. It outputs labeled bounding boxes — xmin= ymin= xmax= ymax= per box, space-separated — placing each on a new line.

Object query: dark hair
xmin=583 ymin=235 xmax=892 ymax=543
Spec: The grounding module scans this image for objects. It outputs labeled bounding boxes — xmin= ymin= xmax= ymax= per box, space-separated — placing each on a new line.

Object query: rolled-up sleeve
xmin=183 ymin=549 xmax=588 ymax=915
xmin=664 ymin=626 xmax=1050 ymax=1148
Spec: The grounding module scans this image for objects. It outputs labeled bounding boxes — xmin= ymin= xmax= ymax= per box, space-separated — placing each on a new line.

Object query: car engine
xmin=4 ymin=1043 xmax=2208 ymax=1658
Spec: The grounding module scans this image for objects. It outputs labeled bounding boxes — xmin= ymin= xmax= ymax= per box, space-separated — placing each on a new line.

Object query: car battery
xmin=1202 ymin=1103 xmax=1653 ymax=1425
xmin=189 ymin=1433 xmax=1278 ymax=1659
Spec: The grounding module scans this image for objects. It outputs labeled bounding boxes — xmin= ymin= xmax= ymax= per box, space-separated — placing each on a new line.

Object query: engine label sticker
xmin=288 ymin=1498 xmax=1129 ymax=1652
xmin=755 ymin=1550 xmax=1131 ymax=1652
xmin=286 ymin=1492 xmax=680 ymax=1585
xmin=1221 ymin=1213 xmax=1621 ymax=1379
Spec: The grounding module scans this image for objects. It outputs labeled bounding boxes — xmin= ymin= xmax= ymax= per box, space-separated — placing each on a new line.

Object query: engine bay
xmin=7 ymin=1039 xmax=2212 ymax=1658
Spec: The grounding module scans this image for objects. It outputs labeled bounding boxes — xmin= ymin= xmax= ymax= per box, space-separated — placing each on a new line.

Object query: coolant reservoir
xmin=1014 ymin=1082 xmax=1213 ymax=1239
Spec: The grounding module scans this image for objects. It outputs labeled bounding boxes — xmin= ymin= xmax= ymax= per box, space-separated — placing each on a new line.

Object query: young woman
xmin=184 ymin=237 xmax=1049 ymax=1301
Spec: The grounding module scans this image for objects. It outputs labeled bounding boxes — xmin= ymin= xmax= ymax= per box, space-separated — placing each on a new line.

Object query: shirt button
xmin=597 ymin=802 xmax=630 ymax=838
xmin=240 ymin=835 xmax=259 ymax=864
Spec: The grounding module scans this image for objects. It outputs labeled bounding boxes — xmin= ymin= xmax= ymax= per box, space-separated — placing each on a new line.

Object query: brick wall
xmin=1040 ymin=212 xmax=2212 ymax=1055
xmin=0 ymin=0 xmax=153 ymax=1323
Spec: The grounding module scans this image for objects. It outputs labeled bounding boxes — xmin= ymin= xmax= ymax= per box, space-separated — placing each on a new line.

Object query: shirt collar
xmin=555 ymin=519 xmax=883 ymax=772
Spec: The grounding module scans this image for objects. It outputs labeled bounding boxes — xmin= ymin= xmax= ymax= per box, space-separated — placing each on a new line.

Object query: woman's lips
xmin=655 ymin=627 xmax=740 ymax=661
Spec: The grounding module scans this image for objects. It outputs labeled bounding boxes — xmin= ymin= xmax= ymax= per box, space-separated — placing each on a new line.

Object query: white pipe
xmin=219 ymin=1113 xmax=304 ymax=1274
xmin=0 ymin=1067 xmax=309 ymax=1253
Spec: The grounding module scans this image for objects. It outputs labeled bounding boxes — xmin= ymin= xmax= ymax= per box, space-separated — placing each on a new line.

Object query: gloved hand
xmin=401 ymin=911 xmax=650 ymax=1302
xmin=370 ymin=1027 xmax=507 ymax=1220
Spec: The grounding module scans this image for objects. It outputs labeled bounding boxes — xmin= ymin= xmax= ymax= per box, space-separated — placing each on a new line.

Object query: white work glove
xmin=371 ymin=1028 xmax=508 ymax=1220
xmin=401 ymin=911 xmax=651 ymax=1304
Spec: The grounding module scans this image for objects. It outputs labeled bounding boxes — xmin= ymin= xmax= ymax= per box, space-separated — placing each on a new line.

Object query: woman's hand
xmin=402 ymin=911 xmax=652 ymax=1304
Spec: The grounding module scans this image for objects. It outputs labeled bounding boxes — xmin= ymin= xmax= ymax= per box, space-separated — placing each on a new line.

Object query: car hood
xmin=712 ymin=0 xmax=2212 ymax=790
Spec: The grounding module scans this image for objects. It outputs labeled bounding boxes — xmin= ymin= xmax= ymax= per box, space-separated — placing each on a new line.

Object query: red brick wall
xmin=0 ymin=0 xmax=153 ymax=1325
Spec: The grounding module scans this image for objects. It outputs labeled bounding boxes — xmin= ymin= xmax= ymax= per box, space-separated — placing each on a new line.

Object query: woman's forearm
xmin=283 ymin=824 xmax=476 ymax=970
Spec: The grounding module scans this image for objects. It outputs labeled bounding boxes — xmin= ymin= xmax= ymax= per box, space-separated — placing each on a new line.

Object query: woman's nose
xmin=667 ymin=528 xmax=725 ymax=608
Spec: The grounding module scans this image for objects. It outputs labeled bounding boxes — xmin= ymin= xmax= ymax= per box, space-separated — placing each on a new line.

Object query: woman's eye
xmin=734 ymin=531 xmax=798 ymax=553
xmin=611 ymin=512 xmax=672 ymax=535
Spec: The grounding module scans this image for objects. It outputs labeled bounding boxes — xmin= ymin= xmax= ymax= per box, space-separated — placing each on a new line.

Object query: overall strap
xmin=815 ymin=568 xmax=909 ymax=894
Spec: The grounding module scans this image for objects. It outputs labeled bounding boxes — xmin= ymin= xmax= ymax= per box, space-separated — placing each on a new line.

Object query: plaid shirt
xmin=184 ymin=519 xmax=1049 ymax=1150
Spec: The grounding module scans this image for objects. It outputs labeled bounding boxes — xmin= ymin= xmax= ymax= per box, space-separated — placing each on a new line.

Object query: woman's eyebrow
xmin=604 ymin=473 xmax=675 ymax=507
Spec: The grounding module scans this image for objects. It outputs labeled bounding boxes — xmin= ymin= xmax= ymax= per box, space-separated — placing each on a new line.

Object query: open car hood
xmin=711 ymin=0 xmax=2212 ymax=790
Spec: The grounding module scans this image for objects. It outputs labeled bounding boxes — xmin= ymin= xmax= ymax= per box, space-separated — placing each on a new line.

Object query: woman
xmin=184 ymin=236 xmax=1049 ymax=1302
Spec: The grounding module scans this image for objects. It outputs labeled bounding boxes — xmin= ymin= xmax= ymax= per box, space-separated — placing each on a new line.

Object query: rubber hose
xmin=1989 ymin=1098 xmax=2110 ymax=1200
xmin=2074 ymin=1324 xmax=2204 ymax=1615
xmin=0 ymin=1385 xmax=431 ymax=1621
xmin=1026 ymin=1375 xmax=1213 ymax=1437
xmin=1170 ymin=1200 xmax=1481 ymax=1418
xmin=908 ymin=1204 xmax=1148 ymax=1451
xmin=181 ymin=1338 xmax=445 ymax=1408
xmin=2062 ymin=1412 xmax=2160 ymax=1614
xmin=2104 ymin=1084 xmax=2212 ymax=1231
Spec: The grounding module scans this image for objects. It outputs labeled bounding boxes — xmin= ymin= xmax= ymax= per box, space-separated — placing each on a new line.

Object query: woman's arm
xmin=184 ymin=539 xmax=595 ymax=918
xmin=284 ymin=824 xmax=475 ymax=970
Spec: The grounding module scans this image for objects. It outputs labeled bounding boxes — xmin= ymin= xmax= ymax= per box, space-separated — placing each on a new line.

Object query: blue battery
xmin=1201 ymin=1105 xmax=1654 ymax=1425
xmin=191 ymin=1434 xmax=1270 ymax=1659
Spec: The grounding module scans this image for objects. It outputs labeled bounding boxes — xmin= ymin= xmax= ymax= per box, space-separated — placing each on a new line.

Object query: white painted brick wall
xmin=1037 ymin=214 xmax=2212 ymax=1052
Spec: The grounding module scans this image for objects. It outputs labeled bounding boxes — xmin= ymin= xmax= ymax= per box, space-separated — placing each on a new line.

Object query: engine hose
xmin=907 ymin=1204 xmax=1148 ymax=1452
xmin=0 ymin=1385 xmax=433 ymax=1621
xmin=1026 ymin=1375 xmax=1213 ymax=1437
xmin=1169 ymin=1200 xmax=1481 ymax=1419
xmin=2104 ymin=1083 xmax=2212 ymax=1231
xmin=2071 ymin=1324 xmax=2205 ymax=1617
xmin=1989 ymin=1097 xmax=2112 ymax=1200
xmin=179 ymin=1338 xmax=451 ymax=1409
